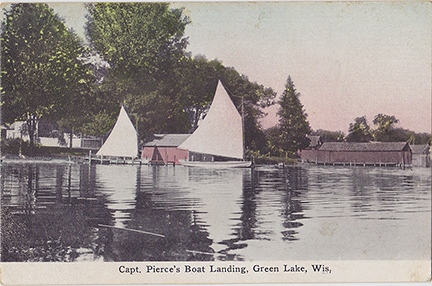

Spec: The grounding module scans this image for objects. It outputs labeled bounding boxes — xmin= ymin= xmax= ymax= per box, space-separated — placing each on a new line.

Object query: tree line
xmin=310 ymin=114 xmax=431 ymax=146
xmin=1 ymin=3 xmax=430 ymax=159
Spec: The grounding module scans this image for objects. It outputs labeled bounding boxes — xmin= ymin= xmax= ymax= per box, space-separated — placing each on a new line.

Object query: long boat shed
xmin=299 ymin=142 xmax=412 ymax=166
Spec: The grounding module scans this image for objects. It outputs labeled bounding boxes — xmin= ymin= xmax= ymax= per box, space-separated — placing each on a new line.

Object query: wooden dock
xmin=83 ymin=150 xmax=147 ymax=165
xmin=301 ymin=160 xmax=408 ymax=168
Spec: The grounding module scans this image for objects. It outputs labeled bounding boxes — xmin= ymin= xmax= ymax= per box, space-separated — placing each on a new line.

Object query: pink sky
xmin=178 ymin=2 xmax=431 ymax=134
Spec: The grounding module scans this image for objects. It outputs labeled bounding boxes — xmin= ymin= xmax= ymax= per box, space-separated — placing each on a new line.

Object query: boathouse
xmin=410 ymin=144 xmax=430 ymax=167
xmin=300 ymin=142 xmax=412 ymax=166
xmin=142 ymin=134 xmax=190 ymax=165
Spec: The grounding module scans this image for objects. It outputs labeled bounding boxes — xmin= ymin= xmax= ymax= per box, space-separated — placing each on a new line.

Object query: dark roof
xmin=410 ymin=144 xmax=430 ymax=154
xmin=144 ymin=134 xmax=190 ymax=147
xmin=319 ymin=142 xmax=409 ymax=152
xmin=308 ymin=136 xmax=322 ymax=147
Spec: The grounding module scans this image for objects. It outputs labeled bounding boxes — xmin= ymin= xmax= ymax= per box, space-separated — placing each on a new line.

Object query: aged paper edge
xmin=0 ymin=260 xmax=430 ymax=285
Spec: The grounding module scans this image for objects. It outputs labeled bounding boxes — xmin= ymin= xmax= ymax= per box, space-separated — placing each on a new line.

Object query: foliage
xmin=345 ymin=114 xmax=431 ymax=144
xmin=269 ymin=76 xmax=311 ymax=157
xmin=84 ymin=2 xmax=190 ymax=138
xmin=372 ymin=113 xmax=399 ymax=142
xmin=264 ymin=126 xmax=284 ymax=157
xmin=346 ymin=116 xmax=373 ymax=142
xmin=86 ymin=3 xmax=188 ymax=80
xmin=1 ymin=3 xmax=94 ymax=148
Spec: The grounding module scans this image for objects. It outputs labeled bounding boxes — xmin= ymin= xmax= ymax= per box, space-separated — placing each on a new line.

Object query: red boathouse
xmin=142 ymin=134 xmax=190 ymax=165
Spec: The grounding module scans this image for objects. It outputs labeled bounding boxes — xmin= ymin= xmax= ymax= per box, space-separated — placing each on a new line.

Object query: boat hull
xmin=179 ymin=160 xmax=252 ymax=168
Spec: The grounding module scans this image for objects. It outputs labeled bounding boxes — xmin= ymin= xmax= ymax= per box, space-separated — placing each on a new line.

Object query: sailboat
xmin=179 ymin=81 xmax=252 ymax=168
xmin=96 ymin=105 xmax=138 ymax=160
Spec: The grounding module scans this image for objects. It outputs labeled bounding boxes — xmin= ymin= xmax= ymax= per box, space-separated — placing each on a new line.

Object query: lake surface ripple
xmin=1 ymin=162 xmax=430 ymax=262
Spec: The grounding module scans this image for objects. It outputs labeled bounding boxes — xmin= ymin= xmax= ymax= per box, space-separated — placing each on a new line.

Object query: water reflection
xmin=1 ymin=162 xmax=430 ymax=262
xmin=96 ymin=165 xmax=138 ymax=228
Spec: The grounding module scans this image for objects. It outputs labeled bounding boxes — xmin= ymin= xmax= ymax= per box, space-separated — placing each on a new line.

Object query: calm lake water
xmin=1 ymin=161 xmax=430 ymax=262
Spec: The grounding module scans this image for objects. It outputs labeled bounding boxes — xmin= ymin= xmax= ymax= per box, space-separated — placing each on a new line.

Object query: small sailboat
xmin=179 ymin=81 xmax=251 ymax=168
xmin=96 ymin=105 xmax=138 ymax=160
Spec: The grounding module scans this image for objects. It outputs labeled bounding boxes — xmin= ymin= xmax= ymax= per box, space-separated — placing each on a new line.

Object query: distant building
xmin=142 ymin=134 xmax=190 ymax=165
xmin=299 ymin=142 xmax=412 ymax=166
xmin=410 ymin=144 xmax=430 ymax=167
xmin=6 ymin=121 xmax=28 ymax=140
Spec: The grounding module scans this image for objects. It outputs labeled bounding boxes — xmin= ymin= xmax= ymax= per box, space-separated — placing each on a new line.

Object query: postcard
xmin=0 ymin=1 xmax=431 ymax=285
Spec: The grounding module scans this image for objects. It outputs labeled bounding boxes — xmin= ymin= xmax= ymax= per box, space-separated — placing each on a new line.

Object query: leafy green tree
xmin=346 ymin=116 xmax=373 ymax=142
xmin=84 ymin=2 xmax=190 ymax=139
xmin=372 ymin=114 xmax=399 ymax=142
xmin=265 ymin=126 xmax=284 ymax=157
xmin=86 ymin=3 xmax=188 ymax=80
xmin=1 ymin=3 xmax=94 ymax=149
xmin=271 ymin=76 xmax=311 ymax=157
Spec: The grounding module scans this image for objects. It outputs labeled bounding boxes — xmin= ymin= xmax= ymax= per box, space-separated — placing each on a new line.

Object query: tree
xmin=86 ymin=3 xmax=188 ymax=80
xmin=372 ymin=114 xmax=399 ymax=142
xmin=272 ymin=76 xmax=311 ymax=157
xmin=84 ymin=3 xmax=190 ymax=138
xmin=265 ymin=126 xmax=284 ymax=157
xmin=1 ymin=3 xmax=94 ymax=149
xmin=346 ymin=116 xmax=373 ymax=142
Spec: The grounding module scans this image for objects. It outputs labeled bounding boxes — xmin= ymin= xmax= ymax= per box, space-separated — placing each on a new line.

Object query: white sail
xmin=96 ymin=106 xmax=138 ymax=158
xmin=179 ymin=81 xmax=243 ymax=160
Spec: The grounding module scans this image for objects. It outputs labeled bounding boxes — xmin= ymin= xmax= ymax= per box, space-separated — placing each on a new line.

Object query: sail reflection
xmin=2 ymin=162 xmax=430 ymax=262
xmin=96 ymin=165 xmax=139 ymax=228
xmin=184 ymin=168 xmax=245 ymax=258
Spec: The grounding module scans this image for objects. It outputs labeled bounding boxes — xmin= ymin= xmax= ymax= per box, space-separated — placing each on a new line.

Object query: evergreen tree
xmin=274 ymin=76 xmax=311 ymax=157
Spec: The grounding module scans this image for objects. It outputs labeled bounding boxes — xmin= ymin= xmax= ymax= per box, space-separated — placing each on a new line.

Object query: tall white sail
xmin=96 ymin=106 xmax=138 ymax=158
xmin=179 ymin=81 xmax=243 ymax=159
